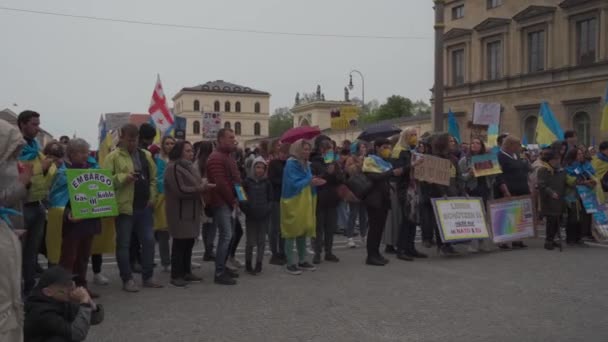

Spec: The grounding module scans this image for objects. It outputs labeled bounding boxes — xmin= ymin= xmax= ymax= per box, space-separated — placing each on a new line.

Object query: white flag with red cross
xmin=148 ymin=75 xmax=174 ymax=134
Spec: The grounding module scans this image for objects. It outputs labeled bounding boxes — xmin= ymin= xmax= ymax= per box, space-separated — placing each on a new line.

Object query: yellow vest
xmin=23 ymin=153 xmax=56 ymax=202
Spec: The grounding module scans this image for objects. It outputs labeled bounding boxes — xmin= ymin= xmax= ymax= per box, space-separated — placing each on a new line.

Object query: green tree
xmin=413 ymin=100 xmax=431 ymax=116
xmin=269 ymin=107 xmax=293 ymax=137
xmin=375 ymin=95 xmax=414 ymax=121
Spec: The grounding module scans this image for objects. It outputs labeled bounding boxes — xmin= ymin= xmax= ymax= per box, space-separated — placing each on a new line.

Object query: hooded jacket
xmin=242 ymin=157 xmax=273 ymax=220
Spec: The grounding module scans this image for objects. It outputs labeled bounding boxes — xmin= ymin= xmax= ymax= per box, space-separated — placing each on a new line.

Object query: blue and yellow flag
xmin=600 ymin=86 xmax=608 ymax=132
xmin=280 ymin=158 xmax=316 ymax=239
xmin=448 ymin=109 xmax=461 ymax=144
xmin=536 ymin=102 xmax=564 ymax=146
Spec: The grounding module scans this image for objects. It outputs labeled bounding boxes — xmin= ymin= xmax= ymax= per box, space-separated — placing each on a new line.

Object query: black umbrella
xmin=357 ymin=123 xmax=402 ymax=142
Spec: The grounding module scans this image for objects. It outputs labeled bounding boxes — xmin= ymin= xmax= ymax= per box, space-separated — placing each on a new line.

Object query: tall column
xmin=433 ymin=0 xmax=446 ymax=132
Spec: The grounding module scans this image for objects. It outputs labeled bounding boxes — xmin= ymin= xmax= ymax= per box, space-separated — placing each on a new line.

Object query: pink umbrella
xmin=280 ymin=126 xmax=321 ymax=144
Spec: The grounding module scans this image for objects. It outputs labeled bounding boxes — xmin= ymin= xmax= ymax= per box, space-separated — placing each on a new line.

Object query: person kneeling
xmin=24 ymin=266 xmax=104 ymax=342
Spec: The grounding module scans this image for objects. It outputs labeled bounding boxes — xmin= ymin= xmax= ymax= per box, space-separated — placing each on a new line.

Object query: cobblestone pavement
xmin=86 ymin=237 xmax=608 ymax=342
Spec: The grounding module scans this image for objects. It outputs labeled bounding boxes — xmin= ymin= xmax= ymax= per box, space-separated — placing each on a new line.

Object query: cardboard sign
xmin=203 ymin=112 xmax=222 ymax=139
xmin=473 ymin=102 xmax=501 ymax=125
xmin=472 ymin=153 xmax=503 ymax=177
xmin=431 ymin=197 xmax=490 ymax=243
xmin=330 ymin=106 xmax=359 ymax=130
xmin=66 ymin=169 xmax=119 ymax=219
xmin=487 ymin=196 xmax=535 ymax=243
xmin=413 ymin=154 xmax=452 ymax=186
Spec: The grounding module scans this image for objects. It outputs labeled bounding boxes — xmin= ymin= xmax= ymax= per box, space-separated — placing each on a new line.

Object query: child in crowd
xmin=537 ymin=150 xmax=567 ymax=250
xmin=242 ymin=157 xmax=273 ymax=275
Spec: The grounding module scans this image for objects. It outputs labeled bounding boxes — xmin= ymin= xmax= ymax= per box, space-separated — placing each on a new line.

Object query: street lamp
xmin=348 ymin=70 xmax=365 ymax=107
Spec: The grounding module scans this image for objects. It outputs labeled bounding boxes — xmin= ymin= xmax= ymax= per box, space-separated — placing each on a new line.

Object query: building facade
xmin=441 ymin=0 xmax=608 ymax=145
xmin=0 ymin=108 xmax=54 ymax=146
xmin=172 ymin=80 xmax=270 ymax=144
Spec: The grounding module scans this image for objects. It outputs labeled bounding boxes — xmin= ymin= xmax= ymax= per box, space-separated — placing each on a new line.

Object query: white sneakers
xmin=347 ymin=238 xmax=357 ymax=248
xmin=93 ymin=273 xmax=109 ymax=286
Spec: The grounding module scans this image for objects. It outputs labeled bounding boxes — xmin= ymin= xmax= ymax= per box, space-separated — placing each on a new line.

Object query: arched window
xmin=225 ymin=101 xmax=231 ymax=112
xmin=254 ymin=102 xmax=261 ymax=113
xmin=193 ymin=100 xmax=200 ymax=112
xmin=224 ymin=121 xmax=231 ymax=130
xmin=235 ymin=102 xmax=241 ymax=113
xmin=235 ymin=122 xmax=241 ymax=135
xmin=214 ymin=101 xmax=220 ymax=112
xmin=573 ymin=111 xmax=591 ymax=146
xmin=523 ymin=116 xmax=537 ymax=144
xmin=254 ymin=122 xmax=261 ymax=136
xmin=193 ymin=120 xmax=201 ymax=135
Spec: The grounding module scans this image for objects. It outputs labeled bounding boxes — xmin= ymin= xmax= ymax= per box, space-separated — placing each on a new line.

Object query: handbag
xmin=345 ymin=173 xmax=372 ymax=200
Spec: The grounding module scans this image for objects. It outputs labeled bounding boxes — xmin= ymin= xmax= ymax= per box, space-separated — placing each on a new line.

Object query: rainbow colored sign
xmin=487 ymin=196 xmax=535 ymax=243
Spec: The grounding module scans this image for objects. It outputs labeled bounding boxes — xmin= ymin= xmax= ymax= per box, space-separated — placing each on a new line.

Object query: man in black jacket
xmin=24 ymin=266 xmax=104 ymax=342
xmin=267 ymin=143 xmax=290 ymax=265
xmin=310 ymin=136 xmax=344 ymax=264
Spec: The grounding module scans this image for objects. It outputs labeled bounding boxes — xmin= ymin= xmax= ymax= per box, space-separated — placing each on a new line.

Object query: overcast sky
xmin=0 ymin=0 xmax=434 ymax=146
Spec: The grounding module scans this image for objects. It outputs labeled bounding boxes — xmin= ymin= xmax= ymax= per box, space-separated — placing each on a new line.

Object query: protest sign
xmin=330 ymin=106 xmax=359 ymax=130
xmin=473 ymin=102 xmax=501 ymax=125
xmin=431 ymin=197 xmax=490 ymax=243
xmin=576 ymin=185 xmax=600 ymax=214
xmin=412 ymin=154 xmax=452 ymax=186
xmin=591 ymin=205 xmax=608 ymax=241
xmin=487 ymin=196 xmax=535 ymax=243
xmin=66 ymin=169 xmax=118 ymax=220
xmin=472 ymin=153 xmax=502 ymax=177
xmin=203 ymin=112 xmax=221 ymax=139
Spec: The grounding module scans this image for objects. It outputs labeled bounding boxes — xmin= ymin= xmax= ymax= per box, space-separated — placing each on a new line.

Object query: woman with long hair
xmin=154 ymin=136 xmax=175 ymax=272
xmin=195 ymin=141 xmax=217 ymax=262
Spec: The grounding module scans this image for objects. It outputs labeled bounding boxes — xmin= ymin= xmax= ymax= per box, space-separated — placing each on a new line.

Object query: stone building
xmin=440 ymin=0 xmax=608 ymax=145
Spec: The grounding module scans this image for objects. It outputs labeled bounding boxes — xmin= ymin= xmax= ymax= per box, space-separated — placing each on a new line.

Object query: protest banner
xmin=487 ymin=196 xmax=535 ymax=243
xmin=576 ymin=185 xmax=600 ymax=214
xmin=412 ymin=153 xmax=452 ymax=186
xmin=473 ymin=102 xmax=501 ymax=125
xmin=431 ymin=197 xmax=490 ymax=243
xmin=203 ymin=112 xmax=222 ymax=139
xmin=330 ymin=106 xmax=359 ymax=130
xmin=472 ymin=153 xmax=503 ymax=177
xmin=66 ymin=169 xmax=118 ymax=220
xmin=591 ymin=205 xmax=608 ymax=241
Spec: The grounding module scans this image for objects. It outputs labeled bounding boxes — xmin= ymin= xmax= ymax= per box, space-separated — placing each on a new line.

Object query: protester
xmin=206 ymin=128 xmax=241 ymax=285
xmin=536 ymin=150 xmax=566 ymax=250
xmin=267 ymin=143 xmax=289 ymax=265
xmin=242 ymin=157 xmax=273 ymax=275
xmin=164 ymin=140 xmax=210 ymax=288
xmin=227 ymin=148 xmax=247 ymax=269
xmin=345 ymin=141 xmax=369 ymax=247
xmin=58 ymin=139 xmax=102 ymax=298
xmin=459 ymin=137 xmax=493 ymax=253
xmin=24 ymin=266 xmax=104 ymax=342
xmin=103 ymin=124 xmax=161 ymax=292
xmin=154 ymin=136 xmax=176 ymax=273
xmin=564 ymin=147 xmax=595 ymax=246
xmin=194 ymin=142 xmax=217 ymax=262
xmin=591 ymin=141 xmax=608 ymax=194
xmin=18 ymin=110 xmax=59 ymax=295
xmin=336 ymin=149 xmax=351 ymax=235
xmin=564 ymin=130 xmax=578 ymax=154
xmin=310 ymin=136 xmax=343 ymax=264
xmin=391 ymin=128 xmax=426 ymax=260
xmin=363 ymin=138 xmax=403 ymax=266
xmin=0 ymin=119 xmax=31 ymax=342
xmin=45 ymin=141 xmax=68 ymax=267
xmin=281 ymin=139 xmax=323 ymax=275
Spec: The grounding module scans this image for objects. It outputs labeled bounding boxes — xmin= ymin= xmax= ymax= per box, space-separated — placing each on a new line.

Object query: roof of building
xmin=177 ymin=80 xmax=270 ymax=96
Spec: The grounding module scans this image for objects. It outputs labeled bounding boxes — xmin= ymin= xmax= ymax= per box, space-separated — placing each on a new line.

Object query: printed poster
xmin=472 ymin=153 xmax=503 ymax=177
xmin=412 ymin=153 xmax=452 ymax=186
xmin=487 ymin=196 xmax=535 ymax=243
xmin=431 ymin=197 xmax=490 ymax=243
xmin=330 ymin=106 xmax=359 ymax=130
xmin=576 ymin=185 xmax=599 ymax=214
xmin=473 ymin=102 xmax=501 ymax=125
xmin=66 ymin=169 xmax=118 ymax=220
xmin=591 ymin=205 xmax=608 ymax=240
xmin=203 ymin=112 xmax=222 ymax=139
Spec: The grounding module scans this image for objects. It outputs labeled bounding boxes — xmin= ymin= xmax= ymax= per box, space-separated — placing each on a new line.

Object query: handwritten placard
xmin=413 ymin=154 xmax=452 ymax=186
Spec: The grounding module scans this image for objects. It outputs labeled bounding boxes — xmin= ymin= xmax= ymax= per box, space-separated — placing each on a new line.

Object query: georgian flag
xmin=148 ymin=75 xmax=174 ymax=134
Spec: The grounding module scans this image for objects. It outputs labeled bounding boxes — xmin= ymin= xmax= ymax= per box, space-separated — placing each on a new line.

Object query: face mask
xmin=407 ymin=136 xmax=418 ymax=147
xmin=324 ymin=151 xmax=335 ymax=164
xmin=379 ymin=149 xmax=391 ymax=159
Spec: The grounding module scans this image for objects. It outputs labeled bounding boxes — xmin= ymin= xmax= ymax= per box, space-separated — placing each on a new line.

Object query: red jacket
xmin=206 ymin=150 xmax=242 ymax=208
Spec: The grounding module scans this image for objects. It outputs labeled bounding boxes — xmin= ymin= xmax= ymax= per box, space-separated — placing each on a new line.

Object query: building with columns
xmin=172 ymin=80 xmax=270 ymax=144
xmin=439 ymin=0 xmax=608 ymax=145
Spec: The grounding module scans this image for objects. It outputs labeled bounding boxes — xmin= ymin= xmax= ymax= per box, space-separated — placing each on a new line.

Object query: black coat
xmin=267 ymin=159 xmax=286 ymax=202
xmin=390 ymin=149 xmax=413 ymax=202
xmin=241 ymin=177 xmax=273 ymax=220
xmin=537 ymin=166 xmax=566 ymax=216
xmin=310 ymin=153 xmax=343 ymax=208
xmin=24 ymin=291 xmax=104 ymax=342
xmin=495 ymin=151 xmax=531 ymax=198
xmin=363 ymin=170 xmax=392 ymax=210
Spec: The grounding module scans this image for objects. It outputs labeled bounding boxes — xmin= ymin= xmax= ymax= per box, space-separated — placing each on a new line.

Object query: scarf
xmin=0 ymin=207 xmax=21 ymax=230
xmin=362 ymin=154 xmax=393 ymax=174
xmin=19 ymin=138 xmax=41 ymax=161
xmin=565 ymin=161 xmax=595 ymax=177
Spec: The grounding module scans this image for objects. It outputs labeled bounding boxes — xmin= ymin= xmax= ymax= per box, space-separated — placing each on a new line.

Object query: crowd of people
xmin=0 ymin=109 xmax=604 ymax=341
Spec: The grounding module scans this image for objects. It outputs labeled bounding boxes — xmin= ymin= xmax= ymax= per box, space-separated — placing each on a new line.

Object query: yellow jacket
xmin=103 ymin=147 xmax=157 ymax=215
xmin=22 ymin=152 xmax=56 ymax=203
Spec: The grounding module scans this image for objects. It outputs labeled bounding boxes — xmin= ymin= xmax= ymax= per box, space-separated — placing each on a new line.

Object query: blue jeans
xmin=115 ymin=207 xmax=155 ymax=282
xmin=346 ymin=202 xmax=368 ymax=238
xmin=337 ymin=201 xmax=349 ymax=229
xmin=213 ymin=205 xmax=234 ymax=276
xmin=22 ymin=202 xmax=46 ymax=294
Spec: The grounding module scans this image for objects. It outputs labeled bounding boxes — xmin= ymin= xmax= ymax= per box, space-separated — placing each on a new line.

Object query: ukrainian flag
xmin=600 ymin=86 xmax=608 ymax=132
xmin=536 ymin=102 xmax=564 ymax=146
xmin=280 ymin=158 xmax=317 ymax=239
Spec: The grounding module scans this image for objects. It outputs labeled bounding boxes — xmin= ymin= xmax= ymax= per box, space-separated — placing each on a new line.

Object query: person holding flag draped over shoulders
xmin=591 ymin=141 xmax=608 ymax=201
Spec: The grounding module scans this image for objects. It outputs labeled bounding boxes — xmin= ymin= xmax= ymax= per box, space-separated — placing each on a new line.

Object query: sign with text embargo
xmin=66 ymin=169 xmax=118 ymax=219
xmin=432 ymin=197 xmax=490 ymax=243
xmin=487 ymin=196 xmax=535 ymax=243
xmin=413 ymin=153 xmax=452 ymax=186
